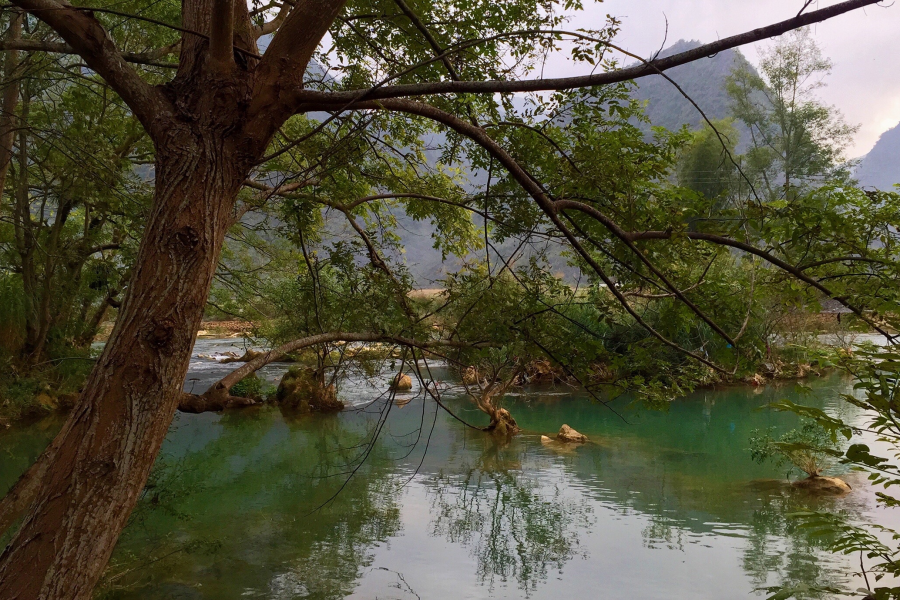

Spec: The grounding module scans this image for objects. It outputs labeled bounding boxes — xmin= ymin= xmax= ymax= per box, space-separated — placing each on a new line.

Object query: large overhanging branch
xmin=292 ymin=0 xmax=884 ymax=105
xmin=626 ymin=229 xmax=899 ymax=342
xmin=7 ymin=0 xmax=174 ymax=135
xmin=329 ymin=98 xmax=898 ymax=362
xmin=0 ymin=39 xmax=179 ymax=68
xmin=553 ymin=199 xmax=898 ymax=342
xmin=250 ymin=0 xmax=349 ymax=125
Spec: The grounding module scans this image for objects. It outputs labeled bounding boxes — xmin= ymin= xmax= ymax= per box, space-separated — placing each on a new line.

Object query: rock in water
xmin=792 ymin=475 xmax=851 ymax=495
xmin=540 ymin=433 xmax=579 ymax=454
xmin=390 ymin=373 xmax=413 ymax=391
xmin=219 ymin=349 xmax=264 ymax=364
xmin=276 ymin=367 xmax=343 ymax=413
xmin=557 ymin=424 xmax=588 ymax=443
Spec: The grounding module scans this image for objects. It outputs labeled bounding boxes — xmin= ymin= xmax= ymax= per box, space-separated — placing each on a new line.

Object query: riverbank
xmin=93 ymin=319 xmax=254 ymax=342
xmin=1 ymin=320 xmax=884 ymax=428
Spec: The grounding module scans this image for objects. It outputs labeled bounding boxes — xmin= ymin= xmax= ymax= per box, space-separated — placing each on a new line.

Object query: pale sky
xmin=553 ymin=0 xmax=900 ymax=157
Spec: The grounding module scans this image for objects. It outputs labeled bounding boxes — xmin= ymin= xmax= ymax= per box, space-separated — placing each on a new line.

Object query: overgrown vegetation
xmin=0 ymin=0 xmax=896 ymax=596
xmin=749 ymin=420 xmax=840 ymax=478
xmin=754 ymin=347 xmax=900 ymax=599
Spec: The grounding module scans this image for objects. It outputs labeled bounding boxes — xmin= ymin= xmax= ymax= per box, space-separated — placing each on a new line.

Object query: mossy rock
xmin=389 ymin=373 xmax=413 ymax=391
xmin=276 ymin=367 xmax=343 ymax=413
xmin=229 ymin=373 xmax=267 ymax=402
xmin=557 ymin=424 xmax=588 ymax=443
xmin=792 ymin=475 xmax=851 ymax=495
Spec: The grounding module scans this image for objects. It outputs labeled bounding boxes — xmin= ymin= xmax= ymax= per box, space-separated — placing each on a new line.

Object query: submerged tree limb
xmin=199 ymin=331 xmax=498 ymax=407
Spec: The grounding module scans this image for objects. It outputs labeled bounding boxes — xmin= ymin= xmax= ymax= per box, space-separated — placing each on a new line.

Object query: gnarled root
xmin=486 ymin=408 xmax=519 ymax=436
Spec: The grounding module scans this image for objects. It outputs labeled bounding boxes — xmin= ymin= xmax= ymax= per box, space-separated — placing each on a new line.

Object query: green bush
xmin=229 ymin=374 xmax=273 ymax=401
xmin=749 ymin=420 xmax=839 ymax=478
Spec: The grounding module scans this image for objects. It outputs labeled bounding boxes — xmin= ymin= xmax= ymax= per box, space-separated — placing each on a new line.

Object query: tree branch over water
xmin=194 ymin=331 xmax=500 ymax=412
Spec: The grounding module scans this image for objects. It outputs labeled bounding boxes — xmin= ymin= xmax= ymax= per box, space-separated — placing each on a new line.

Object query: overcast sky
xmin=552 ymin=0 xmax=899 ymax=157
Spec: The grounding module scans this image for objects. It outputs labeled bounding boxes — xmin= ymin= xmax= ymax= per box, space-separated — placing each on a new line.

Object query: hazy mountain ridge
xmin=630 ymin=39 xmax=755 ymax=148
xmin=856 ymin=123 xmax=900 ymax=190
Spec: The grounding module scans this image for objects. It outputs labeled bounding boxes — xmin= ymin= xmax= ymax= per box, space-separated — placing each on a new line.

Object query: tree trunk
xmin=27 ymin=200 xmax=73 ymax=363
xmin=0 ymin=133 xmax=245 ymax=599
xmin=74 ymin=293 xmax=115 ymax=348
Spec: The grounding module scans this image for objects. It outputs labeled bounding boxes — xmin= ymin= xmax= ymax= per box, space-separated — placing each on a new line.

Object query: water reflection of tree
xmin=99 ymin=408 xmax=404 ymax=600
xmin=641 ymin=510 xmax=686 ymax=551
xmin=266 ymin=474 xmax=402 ymax=600
xmin=741 ymin=488 xmax=861 ymax=598
xmin=426 ymin=438 xmax=593 ymax=596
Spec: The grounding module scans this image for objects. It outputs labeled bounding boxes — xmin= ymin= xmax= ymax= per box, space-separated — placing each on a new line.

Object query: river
xmin=0 ymin=338 xmax=894 ymax=599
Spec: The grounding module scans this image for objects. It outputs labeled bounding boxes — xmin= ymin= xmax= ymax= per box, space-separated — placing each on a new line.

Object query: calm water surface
xmin=1 ymin=339 xmax=894 ymax=599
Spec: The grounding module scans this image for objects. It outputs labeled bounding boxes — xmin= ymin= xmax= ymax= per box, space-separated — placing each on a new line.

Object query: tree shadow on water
xmin=425 ymin=435 xmax=594 ymax=597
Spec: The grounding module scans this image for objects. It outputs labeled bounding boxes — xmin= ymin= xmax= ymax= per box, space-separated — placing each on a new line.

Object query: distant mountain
xmin=630 ymin=39 xmax=756 ymax=147
xmin=856 ymin=123 xmax=900 ymax=190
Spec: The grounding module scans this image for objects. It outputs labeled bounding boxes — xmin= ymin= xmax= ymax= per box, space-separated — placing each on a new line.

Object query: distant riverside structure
xmin=819 ymin=298 xmax=853 ymax=315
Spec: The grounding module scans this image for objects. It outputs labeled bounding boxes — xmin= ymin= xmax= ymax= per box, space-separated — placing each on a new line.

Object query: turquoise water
xmin=0 ymin=342 xmax=891 ymax=599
